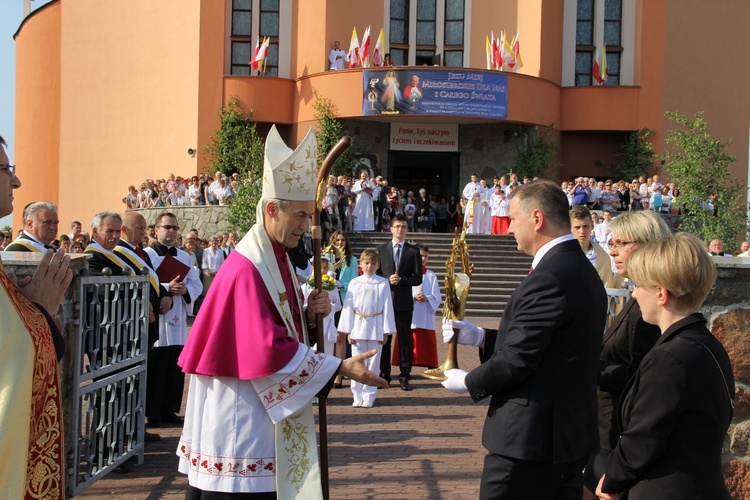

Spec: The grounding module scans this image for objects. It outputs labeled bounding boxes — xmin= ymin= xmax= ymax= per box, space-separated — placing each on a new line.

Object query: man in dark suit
xmin=442 ymin=180 xmax=607 ymax=499
xmin=116 ymin=212 xmax=173 ymax=442
xmin=377 ymin=213 xmax=422 ymax=390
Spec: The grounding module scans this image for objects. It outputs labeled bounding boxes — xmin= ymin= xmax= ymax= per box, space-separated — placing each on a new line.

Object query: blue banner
xmin=362 ymin=69 xmax=507 ymax=119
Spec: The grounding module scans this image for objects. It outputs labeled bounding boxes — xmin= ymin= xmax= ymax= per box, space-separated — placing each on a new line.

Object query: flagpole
xmin=312 ymin=136 xmax=352 ymax=500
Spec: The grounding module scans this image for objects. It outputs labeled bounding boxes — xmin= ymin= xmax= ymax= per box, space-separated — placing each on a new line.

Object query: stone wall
xmin=132 ymin=206 xmax=231 ymax=238
xmin=708 ymin=258 xmax=750 ymax=498
xmin=458 ymin=123 xmax=526 ymax=183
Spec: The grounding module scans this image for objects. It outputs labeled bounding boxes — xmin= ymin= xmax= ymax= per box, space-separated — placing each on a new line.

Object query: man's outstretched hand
xmin=339 ymin=349 xmax=389 ymax=388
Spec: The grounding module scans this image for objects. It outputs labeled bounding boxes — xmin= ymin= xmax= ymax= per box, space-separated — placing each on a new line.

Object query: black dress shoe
xmin=162 ymin=413 xmax=184 ymax=424
xmin=399 ymin=379 xmax=412 ymax=391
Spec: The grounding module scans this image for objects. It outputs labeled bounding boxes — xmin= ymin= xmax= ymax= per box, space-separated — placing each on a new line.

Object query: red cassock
xmin=492 ymin=216 xmax=510 ymax=235
xmin=392 ymin=328 xmax=439 ymax=368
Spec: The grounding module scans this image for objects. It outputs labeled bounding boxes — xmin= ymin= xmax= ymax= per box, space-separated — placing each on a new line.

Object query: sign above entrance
xmin=362 ymin=69 xmax=508 ymax=119
xmin=389 ymin=123 xmax=459 ymax=152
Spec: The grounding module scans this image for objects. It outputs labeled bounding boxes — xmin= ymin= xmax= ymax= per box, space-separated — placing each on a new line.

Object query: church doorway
xmin=387 ymin=151 xmax=459 ymax=201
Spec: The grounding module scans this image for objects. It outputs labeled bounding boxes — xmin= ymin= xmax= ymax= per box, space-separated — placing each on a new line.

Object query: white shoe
xmin=362 ymin=401 xmax=374 ymax=408
xmin=352 ymin=401 xmax=363 ymax=407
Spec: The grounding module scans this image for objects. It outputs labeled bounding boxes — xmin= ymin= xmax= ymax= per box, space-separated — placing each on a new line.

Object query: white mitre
xmin=262 ymin=125 xmax=318 ymax=201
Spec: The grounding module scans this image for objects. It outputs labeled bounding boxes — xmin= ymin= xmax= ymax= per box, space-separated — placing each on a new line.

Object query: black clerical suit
xmin=465 ymin=238 xmax=607 ymax=499
xmin=115 ymin=240 xmax=172 ymax=427
xmin=376 ymin=239 xmax=422 ymax=383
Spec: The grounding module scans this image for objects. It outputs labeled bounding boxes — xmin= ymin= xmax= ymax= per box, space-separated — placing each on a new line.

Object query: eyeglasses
xmin=0 ymin=164 xmax=16 ymax=176
xmin=610 ymin=240 xmax=634 ymax=250
xmin=158 ymin=225 xmax=180 ymax=231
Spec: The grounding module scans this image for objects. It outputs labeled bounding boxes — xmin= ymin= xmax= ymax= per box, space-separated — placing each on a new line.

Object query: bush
xmin=612 ymin=128 xmax=656 ymax=182
xmin=662 ymin=111 xmax=747 ymax=252
xmin=204 ymin=97 xmax=264 ymax=235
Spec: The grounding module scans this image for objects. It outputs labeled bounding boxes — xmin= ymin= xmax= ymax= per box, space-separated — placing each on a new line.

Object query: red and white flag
xmin=348 ymin=27 xmax=360 ymax=68
xmin=254 ymin=37 xmax=270 ymax=72
xmin=372 ymin=28 xmax=386 ymax=66
xmin=512 ymin=32 xmax=524 ymax=71
xmin=249 ymin=37 xmax=261 ymax=71
xmin=359 ymin=25 xmax=371 ymax=67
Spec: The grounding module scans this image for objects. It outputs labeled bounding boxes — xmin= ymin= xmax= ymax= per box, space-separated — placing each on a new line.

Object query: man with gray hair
xmin=5 ymin=201 xmax=59 ymax=251
xmin=83 ymin=211 xmax=127 ymax=274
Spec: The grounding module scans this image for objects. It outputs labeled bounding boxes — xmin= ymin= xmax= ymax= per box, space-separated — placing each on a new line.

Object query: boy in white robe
xmin=337 ymin=249 xmax=396 ymax=408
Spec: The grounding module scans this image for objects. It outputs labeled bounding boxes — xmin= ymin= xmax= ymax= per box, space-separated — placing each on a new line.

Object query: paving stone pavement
xmin=77 ymin=318 xmax=500 ymax=499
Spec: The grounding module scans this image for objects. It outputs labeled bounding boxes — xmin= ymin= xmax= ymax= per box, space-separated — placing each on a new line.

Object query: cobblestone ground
xmin=77 ymin=319 xmax=498 ymax=499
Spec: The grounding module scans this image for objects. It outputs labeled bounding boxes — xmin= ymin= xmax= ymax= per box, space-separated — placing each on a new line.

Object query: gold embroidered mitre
xmin=262 ymin=125 xmax=318 ymax=201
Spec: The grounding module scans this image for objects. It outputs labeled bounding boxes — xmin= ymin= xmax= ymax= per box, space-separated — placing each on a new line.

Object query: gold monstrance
xmin=422 ymin=227 xmax=473 ymax=381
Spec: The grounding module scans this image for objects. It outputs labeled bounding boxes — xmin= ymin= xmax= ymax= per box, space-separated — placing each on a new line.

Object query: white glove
xmin=442 ymin=319 xmax=485 ymax=347
xmin=442 ymin=369 xmax=469 ymax=394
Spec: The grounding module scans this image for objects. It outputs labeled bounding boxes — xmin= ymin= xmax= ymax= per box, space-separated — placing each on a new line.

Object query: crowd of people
xmin=0 ymin=117 xmax=740 ymax=499
xmin=122 ymin=172 xmax=242 ymax=209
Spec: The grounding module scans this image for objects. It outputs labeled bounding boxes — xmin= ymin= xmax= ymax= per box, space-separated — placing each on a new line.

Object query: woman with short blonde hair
xmin=597 ymin=232 xmax=733 ymax=499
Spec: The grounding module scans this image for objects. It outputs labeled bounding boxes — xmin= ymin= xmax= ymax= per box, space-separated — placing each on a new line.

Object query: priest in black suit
xmin=376 ymin=214 xmax=422 ymax=390
xmin=442 ymin=180 xmax=607 ymax=499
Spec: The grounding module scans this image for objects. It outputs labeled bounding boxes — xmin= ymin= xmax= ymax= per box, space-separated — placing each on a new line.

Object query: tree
xmin=662 ymin=111 xmax=746 ymax=252
xmin=204 ymin=97 xmax=263 ymax=178
xmin=611 ymin=128 xmax=656 ymax=182
xmin=512 ymin=125 xmax=559 ymax=179
xmin=312 ymin=90 xmax=356 ymax=176
xmin=204 ymin=97 xmax=265 ymax=235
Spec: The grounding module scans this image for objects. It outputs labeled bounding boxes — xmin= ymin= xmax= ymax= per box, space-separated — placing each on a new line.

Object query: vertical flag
xmin=503 ymin=33 xmax=515 ymax=70
xmin=360 ymin=25 xmax=371 ymax=67
xmin=592 ymin=43 xmax=608 ymax=84
xmin=512 ymin=32 xmax=524 ymax=71
xmin=254 ymin=37 xmax=269 ymax=73
xmin=372 ymin=27 xmax=386 ymax=66
xmin=499 ymin=30 xmax=511 ymax=70
xmin=348 ymin=27 xmax=360 ymax=68
xmin=492 ymin=31 xmax=502 ymax=69
xmin=249 ymin=36 xmax=261 ymax=71
xmin=485 ymin=35 xmax=492 ymax=70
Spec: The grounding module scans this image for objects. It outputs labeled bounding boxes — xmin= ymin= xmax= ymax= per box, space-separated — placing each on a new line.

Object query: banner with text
xmin=389 ymin=123 xmax=459 ymax=152
xmin=363 ymin=69 xmax=507 ymax=119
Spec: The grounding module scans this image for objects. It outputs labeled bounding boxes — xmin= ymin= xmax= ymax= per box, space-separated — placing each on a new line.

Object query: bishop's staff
xmin=422 ymin=227 xmax=473 ymax=381
xmin=311 ymin=135 xmax=351 ymax=500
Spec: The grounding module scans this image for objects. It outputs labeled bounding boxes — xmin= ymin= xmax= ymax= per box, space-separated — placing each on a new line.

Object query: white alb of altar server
xmin=351 ymin=174 xmax=377 ymax=231
xmin=462 ymin=174 xmax=486 ymax=234
xmin=410 ymin=269 xmax=441 ymax=330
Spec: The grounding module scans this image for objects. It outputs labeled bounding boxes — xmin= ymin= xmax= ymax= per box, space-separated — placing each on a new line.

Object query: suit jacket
xmin=597 ymin=298 xmax=660 ymax=451
xmin=466 ymin=238 xmax=607 ymax=463
xmin=116 ymin=240 xmax=169 ymax=346
xmin=4 ymin=232 xmax=54 ymax=252
xmin=377 ymin=240 xmax=422 ymax=312
xmin=602 ymin=314 xmax=733 ymax=498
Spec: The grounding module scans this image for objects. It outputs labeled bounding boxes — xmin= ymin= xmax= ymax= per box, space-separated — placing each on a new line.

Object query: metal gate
xmin=66 ymin=273 xmax=149 ymax=497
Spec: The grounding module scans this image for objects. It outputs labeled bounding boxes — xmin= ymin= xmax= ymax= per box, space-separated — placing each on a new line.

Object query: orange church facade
xmin=12 ymin=0 xmax=750 ymax=229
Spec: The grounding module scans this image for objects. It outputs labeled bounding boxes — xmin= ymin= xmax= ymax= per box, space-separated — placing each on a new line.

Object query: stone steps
xmin=346 ymin=232 xmax=531 ymax=318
